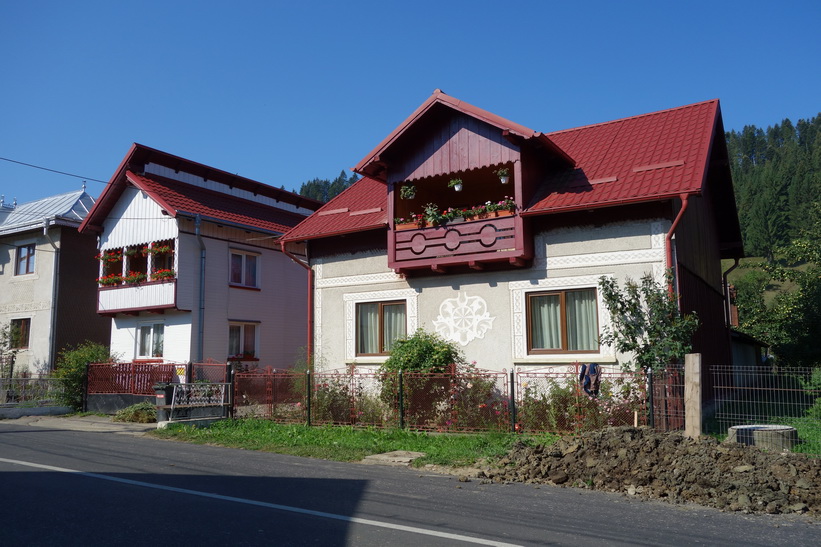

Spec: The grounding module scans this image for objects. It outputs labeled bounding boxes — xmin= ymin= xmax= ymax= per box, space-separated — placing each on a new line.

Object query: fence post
xmin=305 ymin=369 xmax=312 ymax=427
xmin=82 ymin=361 xmax=90 ymax=412
xmin=684 ymin=353 xmax=702 ymax=438
xmin=647 ymin=367 xmax=655 ymax=429
xmin=509 ymin=369 xmax=517 ymax=433
xmin=398 ymin=370 xmax=405 ymax=430
xmin=226 ymin=362 xmax=235 ymax=419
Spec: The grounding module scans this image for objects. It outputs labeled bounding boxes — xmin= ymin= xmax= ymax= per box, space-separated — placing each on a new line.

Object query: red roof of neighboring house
xmin=80 ymin=143 xmax=321 ymax=235
xmin=126 ymin=171 xmax=307 ymax=233
xmin=283 ymin=97 xmax=728 ymax=243
xmin=281 ymin=176 xmax=387 ymax=241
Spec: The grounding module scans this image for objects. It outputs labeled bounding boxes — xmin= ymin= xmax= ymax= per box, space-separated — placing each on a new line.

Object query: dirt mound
xmin=479 ymin=426 xmax=821 ymax=516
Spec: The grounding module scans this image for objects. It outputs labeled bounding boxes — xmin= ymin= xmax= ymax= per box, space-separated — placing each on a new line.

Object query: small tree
xmin=53 ymin=341 xmax=117 ymax=410
xmin=0 ymin=323 xmax=20 ymax=378
xmin=598 ymin=273 xmax=699 ymax=372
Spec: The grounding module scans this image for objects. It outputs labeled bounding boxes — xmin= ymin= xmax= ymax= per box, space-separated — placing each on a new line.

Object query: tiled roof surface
xmin=528 ymin=100 xmax=718 ymax=213
xmin=128 ymin=172 xmax=307 ymax=234
xmin=281 ymin=176 xmax=387 ymax=241
xmin=284 ymin=100 xmax=721 ymax=242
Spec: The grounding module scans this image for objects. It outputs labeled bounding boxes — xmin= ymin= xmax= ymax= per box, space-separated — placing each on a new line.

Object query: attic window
xmin=318 ymin=208 xmax=350 ymax=216
xmin=632 ymin=160 xmax=685 ymax=173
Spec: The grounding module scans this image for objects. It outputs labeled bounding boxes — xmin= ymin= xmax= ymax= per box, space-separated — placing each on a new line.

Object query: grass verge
xmin=151 ymin=418 xmax=556 ymax=467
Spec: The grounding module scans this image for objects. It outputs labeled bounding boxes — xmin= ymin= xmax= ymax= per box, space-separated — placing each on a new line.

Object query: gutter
xmin=195 ymin=215 xmax=206 ymax=363
xmin=665 ymin=193 xmax=691 ymax=295
xmin=43 ymin=218 xmax=59 ymax=370
xmin=280 ymin=240 xmax=313 ymax=369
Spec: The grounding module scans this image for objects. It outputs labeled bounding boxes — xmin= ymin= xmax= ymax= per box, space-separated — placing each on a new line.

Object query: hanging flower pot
xmin=495 ymin=167 xmax=510 ymax=184
xmin=448 ymin=178 xmax=463 ymax=192
xmin=399 ymin=184 xmax=416 ymax=200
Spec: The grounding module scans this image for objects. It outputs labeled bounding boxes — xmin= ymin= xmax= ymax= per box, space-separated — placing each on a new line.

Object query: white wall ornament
xmin=432 ymin=292 xmax=495 ymax=347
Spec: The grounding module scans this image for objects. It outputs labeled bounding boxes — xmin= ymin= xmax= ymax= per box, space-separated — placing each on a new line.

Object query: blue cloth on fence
xmin=579 ymin=363 xmax=602 ymax=397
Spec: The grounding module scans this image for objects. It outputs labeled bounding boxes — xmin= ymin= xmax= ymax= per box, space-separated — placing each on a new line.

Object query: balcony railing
xmin=97 ymin=279 xmax=176 ymax=314
xmin=391 ymin=213 xmax=526 ymax=272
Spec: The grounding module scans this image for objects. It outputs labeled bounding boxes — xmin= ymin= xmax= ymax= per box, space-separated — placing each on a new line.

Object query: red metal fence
xmin=87 ymin=362 xmax=176 ymax=395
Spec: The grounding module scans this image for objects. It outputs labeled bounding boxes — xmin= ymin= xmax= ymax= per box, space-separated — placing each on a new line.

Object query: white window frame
xmin=228 ymin=322 xmax=259 ymax=359
xmin=344 ymin=289 xmax=418 ymax=363
xmin=229 ymin=249 xmax=260 ymax=288
xmin=510 ymin=275 xmax=613 ymax=363
xmin=136 ymin=322 xmax=165 ymax=359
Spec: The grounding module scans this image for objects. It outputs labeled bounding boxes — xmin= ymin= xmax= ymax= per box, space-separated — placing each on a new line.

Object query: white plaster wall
xmin=0 ymin=229 xmax=59 ymax=372
xmin=312 ymin=219 xmax=670 ymax=373
xmin=110 ymin=311 xmax=192 ymax=363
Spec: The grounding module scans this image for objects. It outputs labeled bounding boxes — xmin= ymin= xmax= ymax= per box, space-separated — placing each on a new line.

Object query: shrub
xmin=53 ymin=342 xmax=117 ymax=411
xmin=113 ymin=401 xmax=156 ymax=423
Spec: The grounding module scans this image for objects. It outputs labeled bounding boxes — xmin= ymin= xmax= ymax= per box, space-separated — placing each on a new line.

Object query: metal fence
xmin=233 ymin=364 xmax=663 ymax=435
xmin=709 ymin=365 xmax=821 ymax=454
xmin=1 ymin=377 xmax=66 ymax=406
xmin=86 ymin=362 xmax=177 ymax=395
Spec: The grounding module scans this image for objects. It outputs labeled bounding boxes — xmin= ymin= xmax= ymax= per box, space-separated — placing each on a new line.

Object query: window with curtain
xmin=356 ymin=301 xmax=406 ymax=355
xmin=230 ymin=251 xmax=259 ymax=288
xmin=527 ymin=288 xmax=598 ymax=353
xmin=137 ymin=323 xmax=164 ymax=358
xmin=15 ymin=244 xmax=35 ymax=275
xmin=229 ymin=323 xmax=258 ymax=358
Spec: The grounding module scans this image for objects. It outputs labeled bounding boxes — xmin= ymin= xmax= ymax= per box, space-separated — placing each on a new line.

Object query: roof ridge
xmin=547 ymin=99 xmax=719 ymax=136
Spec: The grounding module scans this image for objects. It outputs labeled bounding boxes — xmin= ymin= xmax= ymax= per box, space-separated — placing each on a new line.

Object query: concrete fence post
xmin=684 ymin=353 xmax=702 ymax=439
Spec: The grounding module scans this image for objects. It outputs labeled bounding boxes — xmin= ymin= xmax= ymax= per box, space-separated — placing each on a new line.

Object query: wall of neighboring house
xmin=54 ymin=227 xmax=110 ymax=357
xmin=310 ymin=217 xmax=671 ymax=373
xmin=0 ymin=229 xmax=57 ymax=373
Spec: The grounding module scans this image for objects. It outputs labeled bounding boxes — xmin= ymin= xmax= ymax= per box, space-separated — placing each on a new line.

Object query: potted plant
xmin=399 ymin=184 xmax=416 ymax=200
xmin=150 ymin=269 xmax=176 ymax=281
xmin=495 ymin=167 xmax=510 ymax=184
xmin=423 ymin=203 xmax=442 ymax=227
xmin=123 ymin=271 xmax=147 ymax=284
xmin=96 ymin=273 xmax=122 ymax=287
xmin=448 ymin=178 xmax=463 ymax=192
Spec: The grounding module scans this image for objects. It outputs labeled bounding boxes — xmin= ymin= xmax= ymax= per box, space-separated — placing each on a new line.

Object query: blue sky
xmin=1 ymin=1 xmax=818 ymax=206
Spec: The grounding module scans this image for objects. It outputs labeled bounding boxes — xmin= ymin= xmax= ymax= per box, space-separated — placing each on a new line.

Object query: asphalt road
xmin=0 ymin=416 xmax=818 ymax=546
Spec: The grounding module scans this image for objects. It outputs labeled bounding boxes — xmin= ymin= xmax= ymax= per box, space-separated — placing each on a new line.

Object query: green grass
xmin=151 ymin=419 xmax=555 ymax=467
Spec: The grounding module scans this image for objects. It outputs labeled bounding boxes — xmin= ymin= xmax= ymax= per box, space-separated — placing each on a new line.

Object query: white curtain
xmin=152 ymin=323 xmax=165 ymax=357
xmin=566 ymin=290 xmax=598 ymax=350
xmin=357 ymin=303 xmax=379 ymax=354
xmin=382 ymin=304 xmax=406 ymax=352
xmin=531 ymin=294 xmax=561 ymax=349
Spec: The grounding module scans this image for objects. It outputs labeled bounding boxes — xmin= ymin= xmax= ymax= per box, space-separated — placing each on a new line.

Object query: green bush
xmin=53 ymin=342 xmax=116 ymax=411
xmin=113 ymin=401 xmax=156 ymax=423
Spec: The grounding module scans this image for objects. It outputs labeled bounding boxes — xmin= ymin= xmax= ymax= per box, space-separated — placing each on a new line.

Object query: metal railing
xmin=1 ymin=377 xmax=66 ymax=406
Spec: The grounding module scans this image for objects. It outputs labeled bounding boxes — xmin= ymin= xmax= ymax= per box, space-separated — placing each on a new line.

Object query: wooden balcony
xmin=97 ymin=279 xmax=177 ymax=315
xmin=389 ymin=213 xmax=529 ymax=273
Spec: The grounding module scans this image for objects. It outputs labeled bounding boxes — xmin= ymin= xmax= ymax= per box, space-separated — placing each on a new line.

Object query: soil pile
xmin=479 ymin=426 xmax=821 ymax=516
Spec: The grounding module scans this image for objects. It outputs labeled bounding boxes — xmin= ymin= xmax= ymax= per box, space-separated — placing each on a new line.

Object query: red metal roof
xmin=126 ymin=171 xmax=307 ymax=234
xmin=283 ymin=98 xmax=725 ymax=243
xmin=527 ymin=100 xmax=719 ymax=213
xmin=280 ymin=176 xmax=387 ymax=241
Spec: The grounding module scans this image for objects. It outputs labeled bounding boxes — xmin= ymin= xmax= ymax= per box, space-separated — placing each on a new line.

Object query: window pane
xmin=16 ymin=245 xmax=34 ymax=275
xmin=382 ymin=303 xmax=406 ymax=352
xmin=356 ymin=303 xmax=379 ymax=354
xmin=530 ymin=294 xmax=561 ymax=349
xmin=139 ymin=326 xmax=152 ymax=356
xmin=228 ymin=325 xmax=241 ymax=356
xmin=244 ymin=255 xmax=257 ymax=287
xmin=11 ymin=318 xmax=30 ymax=349
xmin=230 ymin=254 xmax=243 ymax=284
xmin=243 ymin=324 xmax=256 ymax=355
xmin=566 ymin=290 xmax=598 ymax=351
xmin=152 ymin=324 xmax=165 ymax=357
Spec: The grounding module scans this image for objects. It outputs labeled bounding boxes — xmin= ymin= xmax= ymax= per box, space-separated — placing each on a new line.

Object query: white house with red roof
xmin=282 ymin=91 xmax=743 ymax=382
xmin=80 ymin=144 xmax=322 ymax=367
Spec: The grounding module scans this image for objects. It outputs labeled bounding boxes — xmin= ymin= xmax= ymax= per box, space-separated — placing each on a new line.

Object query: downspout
xmin=722 ymin=257 xmax=740 ymax=366
xmin=280 ymin=240 xmax=313 ymax=369
xmin=195 ymin=215 xmax=206 ymax=363
xmin=43 ymin=219 xmax=59 ymax=372
xmin=665 ymin=193 xmax=691 ymax=296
